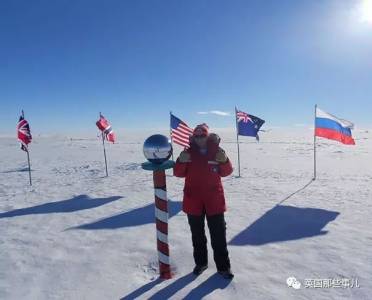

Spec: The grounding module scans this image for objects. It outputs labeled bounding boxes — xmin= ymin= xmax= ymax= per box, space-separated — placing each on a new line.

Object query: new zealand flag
xmin=236 ymin=108 xmax=265 ymax=141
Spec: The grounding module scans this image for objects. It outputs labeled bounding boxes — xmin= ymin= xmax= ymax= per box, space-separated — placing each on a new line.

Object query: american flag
xmin=17 ymin=115 xmax=32 ymax=152
xmin=96 ymin=114 xmax=116 ymax=143
xmin=170 ymin=114 xmax=193 ymax=148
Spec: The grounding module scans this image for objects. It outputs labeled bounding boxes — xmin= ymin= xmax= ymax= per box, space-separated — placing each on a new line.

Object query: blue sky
xmin=1 ymin=0 xmax=371 ymax=134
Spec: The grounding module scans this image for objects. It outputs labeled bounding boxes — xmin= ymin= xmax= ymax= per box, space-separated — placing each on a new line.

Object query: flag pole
xmin=235 ymin=106 xmax=241 ymax=177
xmin=169 ymin=111 xmax=174 ymax=160
xmin=26 ymin=144 xmax=32 ymax=186
xmin=313 ymin=104 xmax=317 ymax=180
xmin=100 ymin=112 xmax=109 ymax=177
xmin=22 ymin=110 xmax=32 ymax=186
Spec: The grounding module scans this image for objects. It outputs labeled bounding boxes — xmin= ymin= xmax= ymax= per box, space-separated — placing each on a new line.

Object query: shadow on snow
xmin=71 ymin=199 xmax=182 ymax=230
xmin=0 ymin=195 xmax=122 ymax=218
xmin=230 ymin=179 xmax=340 ymax=246
xmin=1 ymin=167 xmax=34 ymax=173
xmin=229 ymin=204 xmax=340 ymax=246
xmin=121 ymin=272 xmax=231 ymax=300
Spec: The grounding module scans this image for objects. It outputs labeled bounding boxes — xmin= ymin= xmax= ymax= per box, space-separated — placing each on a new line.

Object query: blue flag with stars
xmin=236 ymin=109 xmax=265 ymax=141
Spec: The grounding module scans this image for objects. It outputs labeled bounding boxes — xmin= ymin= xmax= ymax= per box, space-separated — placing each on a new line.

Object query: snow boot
xmin=218 ymin=269 xmax=234 ymax=279
xmin=193 ymin=265 xmax=208 ymax=275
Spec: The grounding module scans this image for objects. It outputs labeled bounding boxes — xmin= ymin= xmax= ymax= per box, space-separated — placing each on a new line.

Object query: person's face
xmin=194 ymin=135 xmax=208 ymax=148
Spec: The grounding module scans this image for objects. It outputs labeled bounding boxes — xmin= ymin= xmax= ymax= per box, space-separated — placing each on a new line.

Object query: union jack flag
xmin=236 ymin=110 xmax=253 ymax=123
xmin=170 ymin=114 xmax=193 ymax=148
xmin=17 ymin=115 xmax=32 ymax=152
xmin=96 ymin=114 xmax=115 ymax=143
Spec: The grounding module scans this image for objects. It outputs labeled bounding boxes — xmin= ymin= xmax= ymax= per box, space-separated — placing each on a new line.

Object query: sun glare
xmin=359 ymin=0 xmax=372 ymax=24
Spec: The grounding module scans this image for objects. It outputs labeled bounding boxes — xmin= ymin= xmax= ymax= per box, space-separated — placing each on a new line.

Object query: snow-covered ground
xmin=0 ymin=128 xmax=371 ymax=300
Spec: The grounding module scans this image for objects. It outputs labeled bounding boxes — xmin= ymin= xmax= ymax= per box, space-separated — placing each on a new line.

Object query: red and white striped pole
xmin=153 ymin=170 xmax=171 ymax=279
xmin=142 ymin=134 xmax=175 ymax=280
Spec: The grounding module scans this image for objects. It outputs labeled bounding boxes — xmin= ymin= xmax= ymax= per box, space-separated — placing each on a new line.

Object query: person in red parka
xmin=173 ymin=123 xmax=234 ymax=279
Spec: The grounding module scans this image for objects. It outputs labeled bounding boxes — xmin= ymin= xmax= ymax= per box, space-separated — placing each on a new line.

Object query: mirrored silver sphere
xmin=143 ymin=134 xmax=172 ymax=164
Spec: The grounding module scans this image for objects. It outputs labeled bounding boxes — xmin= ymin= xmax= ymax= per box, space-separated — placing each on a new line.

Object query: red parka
xmin=173 ymin=135 xmax=233 ymax=216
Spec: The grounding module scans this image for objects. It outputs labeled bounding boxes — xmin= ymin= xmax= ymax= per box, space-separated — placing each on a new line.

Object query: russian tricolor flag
xmin=315 ymin=107 xmax=355 ymax=145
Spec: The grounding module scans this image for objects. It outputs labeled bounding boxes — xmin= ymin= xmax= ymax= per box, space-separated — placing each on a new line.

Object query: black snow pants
xmin=187 ymin=213 xmax=231 ymax=272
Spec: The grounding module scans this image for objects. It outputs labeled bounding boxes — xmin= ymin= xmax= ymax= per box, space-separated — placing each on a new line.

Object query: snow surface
xmin=0 ymin=128 xmax=371 ymax=300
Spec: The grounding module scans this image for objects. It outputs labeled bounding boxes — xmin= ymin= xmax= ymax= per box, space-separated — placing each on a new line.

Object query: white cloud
xmin=197 ymin=110 xmax=231 ymax=116
xmin=210 ymin=110 xmax=231 ymax=116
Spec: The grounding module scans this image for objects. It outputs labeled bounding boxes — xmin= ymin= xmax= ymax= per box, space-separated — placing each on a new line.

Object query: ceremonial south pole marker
xmin=142 ymin=134 xmax=175 ymax=280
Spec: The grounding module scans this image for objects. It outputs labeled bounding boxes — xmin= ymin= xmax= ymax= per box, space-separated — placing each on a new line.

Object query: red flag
xmin=17 ymin=115 xmax=32 ymax=152
xmin=96 ymin=114 xmax=115 ymax=143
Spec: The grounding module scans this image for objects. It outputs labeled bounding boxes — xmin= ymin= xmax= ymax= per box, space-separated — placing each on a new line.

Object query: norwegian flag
xmin=170 ymin=113 xmax=193 ymax=148
xmin=17 ymin=115 xmax=32 ymax=152
xmin=96 ymin=114 xmax=116 ymax=143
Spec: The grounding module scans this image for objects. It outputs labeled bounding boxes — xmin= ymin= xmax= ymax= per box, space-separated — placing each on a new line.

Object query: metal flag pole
xmin=235 ymin=106 xmax=241 ymax=177
xmin=22 ymin=110 xmax=32 ymax=186
xmin=26 ymin=143 xmax=32 ymax=186
xmin=313 ymin=104 xmax=317 ymax=180
xmin=100 ymin=112 xmax=109 ymax=177
xmin=169 ymin=111 xmax=174 ymax=161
